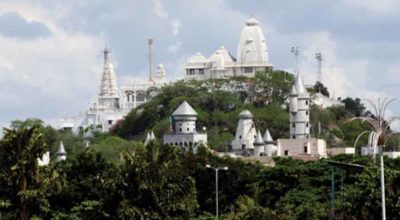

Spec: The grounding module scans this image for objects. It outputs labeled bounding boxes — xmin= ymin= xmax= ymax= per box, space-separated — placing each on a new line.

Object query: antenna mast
xmin=315 ymin=52 xmax=322 ymax=83
xmin=291 ymin=46 xmax=299 ymax=74
xmin=148 ymin=38 xmax=154 ymax=83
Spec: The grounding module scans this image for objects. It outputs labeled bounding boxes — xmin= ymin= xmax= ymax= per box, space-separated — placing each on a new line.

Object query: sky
xmin=1 ymin=0 xmax=400 ymax=129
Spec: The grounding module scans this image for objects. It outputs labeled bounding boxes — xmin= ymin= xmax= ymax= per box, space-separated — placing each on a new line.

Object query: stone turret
xmin=253 ymin=130 xmax=265 ymax=156
xmin=232 ymin=110 xmax=257 ymax=152
xmin=263 ymin=129 xmax=276 ymax=156
xmin=163 ymin=101 xmax=207 ymax=152
xmin=289 ymin=74 xmax=310 ymax=139
xmin=171 ymin=101 xmax=198 ymax=134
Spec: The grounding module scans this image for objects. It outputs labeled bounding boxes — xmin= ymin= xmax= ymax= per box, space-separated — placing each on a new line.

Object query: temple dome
xmin=239 ymin=110 xmax=253 ymax=119
xmin=237 ymin=16 xmax=269 ymax=66
xmin=246 ymin=17 xmax=259 ymax=26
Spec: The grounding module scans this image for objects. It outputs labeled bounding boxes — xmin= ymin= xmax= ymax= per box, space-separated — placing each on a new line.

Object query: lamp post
xmin=349 ymin=98 xmax=400 ymax=220
xmin=206 ymin=164 xmax=228 ymax=219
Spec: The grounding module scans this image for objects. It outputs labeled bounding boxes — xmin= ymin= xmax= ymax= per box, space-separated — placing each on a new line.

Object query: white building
xmin=184 ymin=17 xmax=272 ymax=80
xmin=231 ymin=110 xmax=257 ymax=154
xmin=312 ymin=92 xmax=344 ymax=108
xmin=277 ymin=138 xmax=327 ymax=159
xmin=254 ymin=130 xmax=265 ymax=156
xmin=163 ymin=101 xmax=207 ymax=152
xmin=264 ymin=129 xmax=277 ymax=157
xmin=277 ymin=74 xmax=327 ymax=160
xmin=327 ymin=147 xmax=355 ymax=156
xmin=230 ymin=110 xmax=278 ymax=157
xmin=60 ymin=47 xmax=166 ymax=133
xmin=289 ymin=74 xmax=311 ymax=139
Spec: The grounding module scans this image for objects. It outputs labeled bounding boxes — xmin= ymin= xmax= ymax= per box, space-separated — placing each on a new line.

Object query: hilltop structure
xmin=278 ymin=74 xmax=327 ymax=159
xmin=184 ymin=17 xmax=272 ymax=80
xmin=230 ymin=110 xmax=277 ymax=157
xmin=163 ymin=101 xmax=207 ymax=152
xmin=289 ymin=74 xmax=311 ymax=139
xmin=60 ymin=47 xmax=166 ymax=133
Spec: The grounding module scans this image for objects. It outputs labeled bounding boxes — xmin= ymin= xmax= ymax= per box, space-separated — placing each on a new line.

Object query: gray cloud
xmin=0 ymin=12 xmax=51 ymax=39
xmin=2 ymin=0 xmax=400 ymax=129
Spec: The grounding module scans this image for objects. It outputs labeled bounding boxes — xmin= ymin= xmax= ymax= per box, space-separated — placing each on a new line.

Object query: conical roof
xmin=172 ymin=101 xmax=198 ymax=116
xmin=290 ymin=85 xmax=297 ymax=96
xmin=144 ymin=132 xmax=151 ymax=145
xmin=57 ymin=141 xmax=67 ymax=156
xmin=263 ymin=129 xmax=273 ymax=143
xmin=150 ymin=131 xmax=156 ymax=140
xmin=254 ymin=130 xmax=264 ymax=145
xmin=294 ymin=74 xmax=307 ymax=95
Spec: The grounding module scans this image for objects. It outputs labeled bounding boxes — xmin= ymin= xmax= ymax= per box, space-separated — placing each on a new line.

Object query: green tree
xmin=342 ymin=97 xmax=366 ymax=117
xmin=117 ymin=142 xmax=198 ymax=219
xmin=0 ymin=126 xmax=59 ymax=219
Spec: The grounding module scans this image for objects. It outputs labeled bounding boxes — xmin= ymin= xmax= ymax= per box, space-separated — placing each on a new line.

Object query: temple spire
xmin=99 ymin=46 xmax=118 ymax=97
xmin=104 ymin=46 xmax=110 ymax=64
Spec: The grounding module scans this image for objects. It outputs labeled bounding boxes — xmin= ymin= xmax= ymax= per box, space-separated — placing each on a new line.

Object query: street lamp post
xmin=206 ymin=164 xmax=228 ymax=219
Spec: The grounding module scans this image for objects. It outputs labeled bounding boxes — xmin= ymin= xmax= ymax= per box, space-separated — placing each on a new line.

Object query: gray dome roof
xmin=239 ymin=110 xmax=253 ymax=119
xmin=172 ymin=101 xmax=198 ymax=116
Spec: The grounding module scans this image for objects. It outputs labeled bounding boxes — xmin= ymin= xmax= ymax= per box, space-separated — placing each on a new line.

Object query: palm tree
xmin=350 ymin=98 xmax=400 ymax=220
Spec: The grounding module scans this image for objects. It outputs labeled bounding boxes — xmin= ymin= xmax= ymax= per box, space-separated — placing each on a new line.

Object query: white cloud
xmin=152 ymin=0 xmax=181 ymax=35
xmin=170 ymin=18 xmax=181 ymax=35
xmin=153 ymin=0 xmax=168 ymax=19
xmin=167 ymin=41 xmax=182 ymax=53
xmin=298 ymin=31 xmax=388 ymax=100
xmin=340 ymin=0 xmax=400 ymax=15
xmin=0 ymin=2 xmax=104 ymax=125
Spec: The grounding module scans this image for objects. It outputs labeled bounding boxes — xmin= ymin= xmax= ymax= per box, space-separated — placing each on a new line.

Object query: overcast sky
xmin=1 ymin=0 xmax=400 ymax=129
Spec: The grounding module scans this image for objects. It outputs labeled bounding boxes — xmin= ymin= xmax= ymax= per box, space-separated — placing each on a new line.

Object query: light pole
xmin=206 ymin=164 xmax=228 ymax=219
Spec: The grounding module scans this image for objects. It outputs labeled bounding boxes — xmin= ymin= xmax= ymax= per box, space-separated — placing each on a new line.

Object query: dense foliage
xmin=2 ymin=70 xmax=400 ymax=219
xmin=2 ymin=124 xmax=400 ymax=219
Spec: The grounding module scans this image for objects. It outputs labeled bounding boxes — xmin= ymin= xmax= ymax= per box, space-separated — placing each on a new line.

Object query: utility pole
xmin=148 ymin=38 xmax=154 ymax=83
xmin=315 ymin=52 xmax=322 ymax=93
xmin=206 ymin=165 xmax=229 ymax=219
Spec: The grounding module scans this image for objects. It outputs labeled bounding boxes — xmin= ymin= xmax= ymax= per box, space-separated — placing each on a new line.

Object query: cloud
xmin=0 ymin=2 xmax=104 ymax=127
xmin=167 ymin=41 xmax=181 ymax=53
xmin=340 ymin=0 xmax=400 ymax=15
xmin=152 ymin=0 xmax=181 ymax=35
xmin=170 ymin=18 xmax=181 ymax=35
xmin=153 ymin=0 xmax=168 ymax=19
xmin=298 ymin=31 xmax=388 ymax=101
xmin=0 ymin=11 xmax=51 ymax=39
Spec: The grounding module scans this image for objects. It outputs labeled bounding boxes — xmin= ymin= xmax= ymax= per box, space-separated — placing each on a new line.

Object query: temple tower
xmin=289 ymin=74 xmax=310 ymax=139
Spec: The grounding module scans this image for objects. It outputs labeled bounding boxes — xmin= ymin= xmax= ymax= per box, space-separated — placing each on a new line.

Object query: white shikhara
xmin=184 ymin=17 xmax=272 ymax=81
